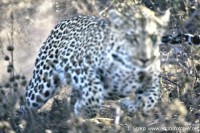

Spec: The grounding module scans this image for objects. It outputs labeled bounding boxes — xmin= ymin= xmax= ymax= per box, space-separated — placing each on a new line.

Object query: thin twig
xmin=159 ymin=75 xmax=182 ymax=89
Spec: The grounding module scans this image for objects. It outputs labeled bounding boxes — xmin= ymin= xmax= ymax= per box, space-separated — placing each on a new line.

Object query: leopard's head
xmin=108 ymin=5 xmax=170 ymax=68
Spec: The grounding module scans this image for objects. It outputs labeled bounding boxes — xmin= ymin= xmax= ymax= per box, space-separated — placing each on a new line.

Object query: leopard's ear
xmin=160 ymin=8 xmax=170 ymax=26
xmin=108 ymin=9 xmax=126 ymax=27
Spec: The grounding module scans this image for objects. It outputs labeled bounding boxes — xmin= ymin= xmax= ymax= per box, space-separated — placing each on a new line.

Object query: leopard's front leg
xmin=121 ymin=68 xmax=160 ymax=115
xmin=138 ymin=73 xmax=160 ymax=113
xmin=71 ymin=67 xmax=104 ymax=118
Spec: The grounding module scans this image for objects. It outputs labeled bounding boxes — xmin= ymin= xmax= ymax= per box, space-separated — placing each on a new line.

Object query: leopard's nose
xmin=139 ymin=58 xmax=149 ymax=64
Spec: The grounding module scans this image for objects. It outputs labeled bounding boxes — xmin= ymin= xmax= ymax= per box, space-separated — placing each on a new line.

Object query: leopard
xmin=18 ymin=5 xmax=170 ymax=118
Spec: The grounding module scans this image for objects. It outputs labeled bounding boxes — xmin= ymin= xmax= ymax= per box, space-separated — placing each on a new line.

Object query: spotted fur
xmin=18 ymin=5 xmax=170 ymax=118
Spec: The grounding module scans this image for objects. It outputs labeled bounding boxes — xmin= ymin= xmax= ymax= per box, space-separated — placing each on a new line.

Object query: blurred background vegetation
xmin=0 ymin=0 xmax=199 ymax=132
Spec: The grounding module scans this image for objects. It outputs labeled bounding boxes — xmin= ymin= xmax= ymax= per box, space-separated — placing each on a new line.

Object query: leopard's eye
xmin=150 ymin=34 xmax=157 ymax=44
xmin=125 ymin=33 xmax=138 ymax=43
